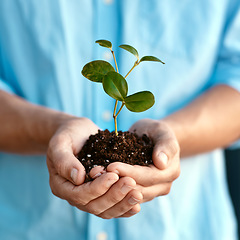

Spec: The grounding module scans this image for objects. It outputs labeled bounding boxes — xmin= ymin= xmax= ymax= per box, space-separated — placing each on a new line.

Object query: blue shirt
xmin=0 ymin=0 xmax=240 ymax=239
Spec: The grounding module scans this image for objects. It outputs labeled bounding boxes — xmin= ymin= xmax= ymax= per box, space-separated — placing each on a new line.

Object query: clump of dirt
xmin=77 ymin=129 xmax=153 ymax=181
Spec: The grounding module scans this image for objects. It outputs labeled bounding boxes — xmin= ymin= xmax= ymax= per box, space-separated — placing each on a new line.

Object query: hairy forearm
xmin=163 ymin=85 xmax=240 ymax=157
xmin=0 ymin=90 xmax=74 ymax=154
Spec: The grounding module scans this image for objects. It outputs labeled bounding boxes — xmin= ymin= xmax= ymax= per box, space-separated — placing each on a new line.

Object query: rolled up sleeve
xmin=211 ymin=5 xmax=240 ymax=92
xmin=211 ymin=5 xmax=240 ymax=148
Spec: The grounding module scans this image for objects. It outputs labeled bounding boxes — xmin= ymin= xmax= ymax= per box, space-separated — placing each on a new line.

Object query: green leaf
xmin=95 ymin=39 xmax=112 ymax=49
xmin=82 ymin=60 xmax=115 ymax=82
xmin=103 ymin=72 xmax=128 ymax=101
xmin=125 ymin=91 xmax=155 ymax=112
xmin=140 ymin=56 xmax=165 ymax=64
xmin=119 ymin=44 xmax=139 ymax=60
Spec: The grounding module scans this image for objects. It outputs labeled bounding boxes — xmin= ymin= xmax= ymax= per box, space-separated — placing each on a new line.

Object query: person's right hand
xmin=47 ymin=117 xmax=143 ymax=219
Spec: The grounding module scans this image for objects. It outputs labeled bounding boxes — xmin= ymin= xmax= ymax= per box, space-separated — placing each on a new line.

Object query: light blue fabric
xmin=0 ymin=0 xmax=239 ymax=239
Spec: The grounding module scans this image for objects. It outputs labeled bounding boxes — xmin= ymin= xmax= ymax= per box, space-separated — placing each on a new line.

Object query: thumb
xmin=152 ymin=137 xmax=179 ymax=170
xmin=48 ymin=147 xmax=86 ymax=185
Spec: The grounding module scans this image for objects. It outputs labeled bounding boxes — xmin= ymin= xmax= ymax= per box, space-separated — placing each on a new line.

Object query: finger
xmin=107 ymin=162 xmax=160 ymax=186
xmin=49 ymin=171 xmax=119 ymax=208
xmin=85 ymin=177 xmax=136 ymax=215
xmin=130 ymin=118 xmax=180 ymax=170
xmin=135 ymin=183 xmax=172 ymax=203
xmin=47 ymin=147 xmax=86 ymax=185
xmin=97 ymin=190 xmax=143 ymax=219
xmin=107 ymin=160 xmax=180 ymax=187
xmin=152 ymin=136 xmax=180 ymax=170
xmin=118 ymin=204 xmax=141 ymax=218
xmin=89 ymin=166 xmax=106 ymax=179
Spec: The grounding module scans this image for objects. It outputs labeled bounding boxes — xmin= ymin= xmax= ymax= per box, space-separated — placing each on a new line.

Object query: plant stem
xmin=111 ymin=51 xmax=139 ymax=136
xmin=113 ymin=102 xmax=125 ymax=136
xmin=111 ymin=50 xmax=119 ymax=73
xmin=113 ymin=60 xmax=138 ymax=135
xmin=115 ymin=102 xmax=125 ymax=117
xmin=111 ymin=50 xmax=120 ymax=136
xmin=125 ymin=61 xmax=139 ymax=79
xmin=113 ymin=100 xmax=118 ymax=136
xmin=113 ymin=100 xmax=118 ymax=116
xmin=113 ymin=115 xmax=118 ymax=136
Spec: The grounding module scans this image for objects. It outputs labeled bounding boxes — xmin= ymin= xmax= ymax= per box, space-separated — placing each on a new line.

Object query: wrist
xmin=25 ymin=106 xmax=78 ymax=153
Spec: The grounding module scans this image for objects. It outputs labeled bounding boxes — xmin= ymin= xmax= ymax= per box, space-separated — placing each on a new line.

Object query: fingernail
xmin=71 ymin=168 xmax=78 ymax=183
xmin=128 ymin=196 xmax=140 ymax=205
xmin=158 ymin=152 xmax=168 ymax=166
xmin=113 ymin=169 xmax=120 ymax=175
xmin=121 ymin=184 xmax=132 ymax=194
xmin=129 ymin=209 xmax=138 ymax=215
xmin=92 ymin=172 xmax=102 ymax=179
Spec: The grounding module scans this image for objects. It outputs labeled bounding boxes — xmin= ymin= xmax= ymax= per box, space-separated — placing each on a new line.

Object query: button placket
xmin=93 ymin=0 xmax=120 ymax=131
xmin=97 ymin=231 xmax=108 ymax=240
xmin=103 ymin=51 xmax=113 ymax=61
xmin=103 ymin=0 xmax=113 ymax=5
xmin=102 ymin=110 xmax=112 ymax=122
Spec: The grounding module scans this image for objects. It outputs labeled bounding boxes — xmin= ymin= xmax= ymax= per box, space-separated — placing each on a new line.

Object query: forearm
xmin=0 ymin=90 xmax=75 ymax=154
xmin=163 ymin=85 xmax=240 ymax=157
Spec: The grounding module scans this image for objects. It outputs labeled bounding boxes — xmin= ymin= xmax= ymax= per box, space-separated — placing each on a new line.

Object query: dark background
xmin=225 ymin=148 xmax=240 ymax=240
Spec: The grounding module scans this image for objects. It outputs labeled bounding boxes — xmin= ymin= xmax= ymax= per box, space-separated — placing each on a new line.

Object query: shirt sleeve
xmin=211 ymin=4 xmax=240 ymax=149
xmin=0 ymin=42 xmax=15 ymax=94
xmin=210 ymin=3 xmax=240 ymax=92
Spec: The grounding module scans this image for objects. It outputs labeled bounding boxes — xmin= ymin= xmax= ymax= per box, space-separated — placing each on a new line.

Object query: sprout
xmin=81 ymin=39 xmax=165 ymax=136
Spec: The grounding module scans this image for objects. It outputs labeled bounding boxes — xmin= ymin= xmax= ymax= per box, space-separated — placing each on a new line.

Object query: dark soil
xmin=77 ymin=129 xmax=153 ymax=181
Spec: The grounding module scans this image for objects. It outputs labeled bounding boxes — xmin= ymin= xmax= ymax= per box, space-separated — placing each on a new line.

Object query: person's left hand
xmin=106 ymin=119 xmax=181 ymax=204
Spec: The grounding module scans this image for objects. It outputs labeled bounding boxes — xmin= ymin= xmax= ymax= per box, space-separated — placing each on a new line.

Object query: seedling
xmin=82 ymin=39 xmax=164 ymax=136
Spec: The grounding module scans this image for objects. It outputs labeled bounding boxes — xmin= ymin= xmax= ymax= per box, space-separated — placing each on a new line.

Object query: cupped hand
xmin=47 ymin=117 xmax=142 ymax=219
xmin=107 ymin=118 xmax=181 ymax=203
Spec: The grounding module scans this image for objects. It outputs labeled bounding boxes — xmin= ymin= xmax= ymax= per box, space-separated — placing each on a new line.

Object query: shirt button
xmin=102 ymin=110 xmax=112 ymax=122
xmin=103 ymin=51 xmax=112 ymax=61
xmin=97 ymin=232 xmax=108 ymax=240
xmin=103 ymin=0 xmax=113 ymax=5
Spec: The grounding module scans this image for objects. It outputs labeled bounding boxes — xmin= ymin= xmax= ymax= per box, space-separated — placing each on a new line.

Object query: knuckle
xmin=76 ymin=197 xmax=88 ymax=206
xmin=167 ymin=171 xmax=177 ymax=182
xmin=118 ymin=205 xmax=131 ymax=215
xmin=89 ymin=184 xmax=105 ymax=197
xmin=109 ymin=194 xmax=121 ymax=203
xmin=49 ymin=178 xmax=58 ymax=197
xmin=71 ymin=192 xmax=88 ymax=206
xmin=98 ymin=213 xmax=113 ymax=220
xmin=169 ymin=164 xmax=181 ymax=181
xmin=86 ymin=181 xmax=108 ymax=199
xmin=162 ymin=184 xmax=172 ymax=196
xmin=103 ymin=174 xmax=118 ymax=189
xmin=85 ymin=204 xmax=102 ymax=215
xmin=174 ymin=166 xmax=181 ymax=180
xmin=121 ymin=176 xmax=136 ymax=187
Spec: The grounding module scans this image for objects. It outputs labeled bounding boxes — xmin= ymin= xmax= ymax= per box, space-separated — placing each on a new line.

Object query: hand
xmin=107 ymin=118 xmax=181 ymax=203
xmin=47 ymin=117 xmax=143 ymax=219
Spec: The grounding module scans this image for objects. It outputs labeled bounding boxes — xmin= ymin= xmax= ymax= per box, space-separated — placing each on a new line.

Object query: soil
xmin=77 ymin=129 xmax=154 ymax=181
